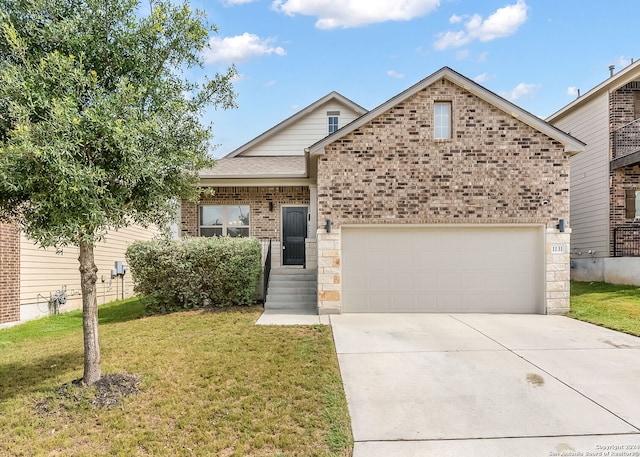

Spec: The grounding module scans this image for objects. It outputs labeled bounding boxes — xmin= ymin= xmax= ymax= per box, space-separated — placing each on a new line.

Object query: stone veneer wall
xmin=0 ymin=222 xmax=20 ymax=325
xmin=316 ymin=78 xmax=571 ymax=314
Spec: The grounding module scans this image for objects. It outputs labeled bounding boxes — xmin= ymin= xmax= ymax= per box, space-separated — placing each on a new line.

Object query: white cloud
xmin=476 ymin=51 xmax=489 ymax=62
xmin=474 ymin=72 xmax=493 ymax=83
xmin=455 ymin=49 xmax=469 ymax=60
xmin=264 ymin=80 xmax=277 ymax=87
xmin=223 ymin=0 xmax=258 ymax=5
xmin=566 ymin=86 xmax=579 ymax=97
xmin=271 ymin=0 xmax=441 ymax=29
xmin=434 ymin=0 xmax=528 ymax=50
xmin=203 ymin=33 xmax=286 ymax=64
xmin=387 ymin=70 xmax=405 ymax=79
xmin=614 ymin=55 xmax=632 ymax=70
xmin=501 ymin=82 xmax=540 ymax=101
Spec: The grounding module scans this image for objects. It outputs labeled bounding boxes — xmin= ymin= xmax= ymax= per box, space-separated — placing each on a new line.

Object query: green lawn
xmin=569 ymin=281 xmax=640 ymax=336
xmin=0 ymin=300 xmax=353 ymax=456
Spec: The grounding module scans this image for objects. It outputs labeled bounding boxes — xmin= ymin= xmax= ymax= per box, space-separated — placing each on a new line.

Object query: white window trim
xmin=199 ymin=205 xmax=250 ymax=237
xmin=434 ymin=101 xmax=452 ymax=139
xmin=327 ymin=110 xmax=340 ymax=134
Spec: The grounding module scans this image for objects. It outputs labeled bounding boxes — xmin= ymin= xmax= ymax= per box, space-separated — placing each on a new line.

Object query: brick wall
xmin=181 ymin=186 xmax=310 ymax=241
xmin=0 ymin=222 xmax=20 ymax=325
xmin=609 ymin=83 xmax=640 ymax=255
xmin=316 ymin=78 xmax=571 ymax=313
xmin=610 ymin=82 xmax=640 ymax=132
xmin=610 ymin=165 xmax=640 ymax=254
xmin=318 ymin=79 xmax=569 ymax=229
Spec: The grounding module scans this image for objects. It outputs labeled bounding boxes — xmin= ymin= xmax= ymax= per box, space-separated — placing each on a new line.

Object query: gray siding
xmin=553 ymin=93 xmax=610 ymax=258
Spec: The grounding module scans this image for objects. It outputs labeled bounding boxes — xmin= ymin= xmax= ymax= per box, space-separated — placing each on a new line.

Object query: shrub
xmin=126 ymin=237 xmax=262 ymax=314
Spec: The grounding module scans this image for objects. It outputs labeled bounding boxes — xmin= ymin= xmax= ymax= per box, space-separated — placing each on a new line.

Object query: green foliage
xmin=569 ymin=281 xmax=640 ymax=336
xmin=126 ymin=237 xmax=262 ymax=313
xmin=0 ymin=0 xmax=237 ymax=247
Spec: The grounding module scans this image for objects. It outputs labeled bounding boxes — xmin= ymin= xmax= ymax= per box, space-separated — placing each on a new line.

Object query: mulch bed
xmin=35 ymin=373 xmax=141 ymax=413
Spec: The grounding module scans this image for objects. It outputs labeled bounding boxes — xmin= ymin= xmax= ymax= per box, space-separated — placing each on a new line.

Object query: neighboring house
xmin=182 ymin=67 xmax=584 ymax=314
xmin=0 ymin=223 xmax=159 ymax=328
xmin=547 ymin=60 xmax=640 ymax=285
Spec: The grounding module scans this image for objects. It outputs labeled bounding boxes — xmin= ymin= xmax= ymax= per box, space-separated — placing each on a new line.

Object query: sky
xmin=184 ymin=0 xmax=639 ymax=157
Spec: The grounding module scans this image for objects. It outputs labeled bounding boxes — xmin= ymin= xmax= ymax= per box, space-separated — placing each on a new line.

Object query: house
xmin=181 ymin=66 xmax=584 ymax=314
xmin=547 ymin=60 xmax=640 ymax=285
xmin=0 ymin=223 xmax=160 ymax=328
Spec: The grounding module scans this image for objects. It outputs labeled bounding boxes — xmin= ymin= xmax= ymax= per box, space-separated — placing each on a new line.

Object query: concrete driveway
xmin=330 ymin=314 xmax=640 ymax=457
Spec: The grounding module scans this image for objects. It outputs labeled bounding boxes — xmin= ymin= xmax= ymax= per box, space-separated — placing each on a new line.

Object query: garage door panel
xmin=434 ymin=251 xmax=462 ymax=270
xmin=342 ymin=226 xmax=543 ymax=313
xmin=464 ymin=272 xmax=488 ymax=291
xmin=437 ymin=294 xmax=463 ymax=312
xmin=458 ymin=293 xmax=487 ymax=312
xmin=389 ymin=271 xmax=415 ymax=290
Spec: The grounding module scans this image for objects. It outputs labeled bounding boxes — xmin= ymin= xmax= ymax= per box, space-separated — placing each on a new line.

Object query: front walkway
xmin=255 ymin=309 xmax=329 ymax=325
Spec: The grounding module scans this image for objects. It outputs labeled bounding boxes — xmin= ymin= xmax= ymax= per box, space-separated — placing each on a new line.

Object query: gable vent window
xmin=327 ymin=111 xmax=340 ymax=134
xmin=434 ymin=102 xmax=452 ymax=139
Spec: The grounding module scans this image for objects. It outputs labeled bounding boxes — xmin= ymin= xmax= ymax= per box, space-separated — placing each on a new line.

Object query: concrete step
xmin=267 ymin=286 xmax=316 ymax=295
xmin=268 ymin=281 xmax=316 ymax=290
xmin=266 ymin=294 xmax=316 ymax=303
xmin=269 ymin=275 xmax=316 ymax=283
xmin=265 ymin=269 xmax=318 ymax=311
xmin=266 ymin=301 xmax=317 ymax=310
xmin=270 ymin=268 xmax=314 ymax=274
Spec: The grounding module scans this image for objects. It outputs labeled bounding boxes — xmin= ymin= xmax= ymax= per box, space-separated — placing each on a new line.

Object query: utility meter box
xmin=114 ymin=261 xmax=127 ymax=275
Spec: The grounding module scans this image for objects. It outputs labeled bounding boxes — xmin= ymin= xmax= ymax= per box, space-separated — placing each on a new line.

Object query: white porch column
xmin=309 ymin=184 xmax=318 ymax=239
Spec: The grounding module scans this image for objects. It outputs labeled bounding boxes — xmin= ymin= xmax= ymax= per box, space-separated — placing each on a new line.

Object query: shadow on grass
xmin=0 ymin=350 xmax=83 ymax=402
xmin=98 ymin=297 xmax=146 ymax=325
xmin=570 ymin=281 xmax=640 ymax=298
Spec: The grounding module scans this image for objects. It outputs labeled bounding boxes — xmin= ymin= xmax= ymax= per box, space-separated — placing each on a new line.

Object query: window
xmin=327 ymin=110 xmax=340 ymax=134
xmin=625 ymin=190 xmax=640 ymax=219
xmin=434 ymin=102 xmax=451 ymax=139
xmin=200 ymin=205 xmax=250 ymax=237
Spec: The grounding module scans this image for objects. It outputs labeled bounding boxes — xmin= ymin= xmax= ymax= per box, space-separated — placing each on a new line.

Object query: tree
xmin=0 ymin=0 xmax=236 ymax=384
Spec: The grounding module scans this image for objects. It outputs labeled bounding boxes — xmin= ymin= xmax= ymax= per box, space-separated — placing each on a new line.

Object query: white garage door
xmin=341 ymin=226 xmax=543 ymax=313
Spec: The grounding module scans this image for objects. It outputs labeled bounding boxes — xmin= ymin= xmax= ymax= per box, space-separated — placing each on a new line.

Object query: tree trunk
xmin=79 ymin=239 xmax=101 ymax=385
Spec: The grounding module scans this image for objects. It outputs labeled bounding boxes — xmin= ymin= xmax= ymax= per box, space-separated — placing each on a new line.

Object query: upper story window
xmin=625 ymin=190 xmax=640 ymax=219
xmin=327 ymin=111 xmax=340 ymax=134
xmin=200 ymin=205 xmax=250 ymax=237
xmin=434 ymin=102 xmax=452 ymax=139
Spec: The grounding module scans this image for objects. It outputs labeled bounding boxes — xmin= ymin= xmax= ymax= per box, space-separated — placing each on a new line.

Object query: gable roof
xmin=225 ymin=91 xmax=367 ymax=158
xmin=199 ymin=156 xmax=306 ymax=179
xmin=307 ymin=66 xmax=585 ymax=155
xmin=547 ymin=59 xmax=640 ymax=123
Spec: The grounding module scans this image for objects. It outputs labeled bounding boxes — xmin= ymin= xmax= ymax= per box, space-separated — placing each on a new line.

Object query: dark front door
xmin=282 ymin=207 xmax=308 ymax=266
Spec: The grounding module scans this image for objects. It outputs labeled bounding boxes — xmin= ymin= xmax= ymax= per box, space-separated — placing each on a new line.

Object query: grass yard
xmin=569 ymin=281 xmax=640 ymax=336
xmin=0 ymin=299 xmax=352 ymax=456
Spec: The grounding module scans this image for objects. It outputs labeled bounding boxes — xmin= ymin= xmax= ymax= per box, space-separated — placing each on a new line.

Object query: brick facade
xmin=181 ymin=186 xmax=310 ymax=241
xmin=0 ymin=222 xmax=20 ymax=325
xmin=316 ymin=78 xmax=571 ymax=313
